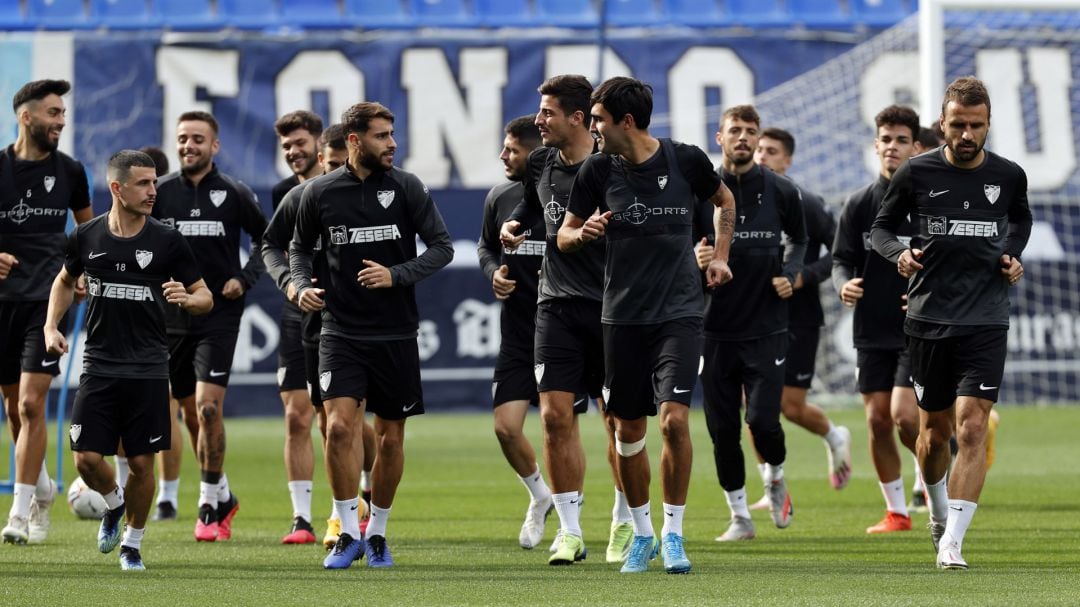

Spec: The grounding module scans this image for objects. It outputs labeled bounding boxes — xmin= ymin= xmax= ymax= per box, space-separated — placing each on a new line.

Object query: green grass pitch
xmin=2 ymin=405 xmax=1079 ymax=606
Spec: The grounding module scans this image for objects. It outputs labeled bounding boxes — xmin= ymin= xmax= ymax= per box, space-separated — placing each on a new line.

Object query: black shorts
xmin=304 ymin=343 xmax=323 ymax=407
xmin=701 ymin=332 xmax=787 ymax=419
xmin=908 ymin=329 xmax=1007 ymax=411
xmin=69 ymin=374 xmax=170 ymax=457
xmin=277 ymin=312 xmax=307 ymax=392
xmin=0 ymin=301 xmax=67 ymax=384
xmin=534 ymin=299 xmax=604 ymax=398
xmin=318 ymin=333 xmax=424 ymax=421
xmin=855 ymin=347 xmax=913 ymax=394
xmin=168 ymin=330 xmax=240 ymax=398
xmin=783 ymin=325 xmax=820 ymax=389
xmin=602 ymin=317 xmax=701 ymax=420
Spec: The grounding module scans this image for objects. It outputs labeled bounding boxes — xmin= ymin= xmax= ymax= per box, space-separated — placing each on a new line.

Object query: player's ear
xmin=109 ymin=180 xmax=122 ymax=197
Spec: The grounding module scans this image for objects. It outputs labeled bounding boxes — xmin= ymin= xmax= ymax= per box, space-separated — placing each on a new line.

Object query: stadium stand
xmin=535 ymin=0 xmax=601 ymax=28
xmin=0 ymin=1 xmax=29 ymax=30
xmin=218 ymin=0 xmax=281 ymax=30
xmin=662 ymin=0 xmax=727 ymax=27
xmin=474 ymin=0 xmax=534 ymax=27
xmin=410 ymin=0 xmax=472 ymax=27
xmin=92 ymin=0 xmax=163 ymax=29
xmin=281 ymin=0 xmax=343 ymax=29
xmin=850 ymin=0 xmax=913 ymax=27
xmin=603 ymin=0 xmax=665 ymax=27
xmin=788 ymin=0 xmax=850 ymax=29
xmin=157 ymin=0 xmax=221 ymax=30
xmin=726 ymin=0 xmax=790 ymax=27
xmin=26 ymin=0 xmax=99 ymax=29
xmin=344 ymin=0 xmax=413 ymax=29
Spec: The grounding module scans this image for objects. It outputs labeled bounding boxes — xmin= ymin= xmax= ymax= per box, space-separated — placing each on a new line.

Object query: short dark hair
xmin=319 ymin=123 xmax=347 ymax=151
xmin=591 ymin=77 xmax=653 ymax=130
xmin=874 ymin=105 xmax=920 ymax=139
xmin=760 ymin=127 xmax=795 ymax=157
xmin=722 ymin=104 xmax=761 ymax=128
xmin=12 ymin=79 xmax=70 ymax=113
xmin=916 ymin=126 xmax=940 ymax=150
xmin=341 ymin=102 xmax=394 ymax=136
xmin=177 ymin=110 xmax=219 ymax=136
xmin=107 ymin=149 xmax=156 ymax=184
xmin=505 ymin=115 xmax=541 ymax=149
xmin=942 ymin=76 xmax=991 ymax=118
xmin=538 ymin=75 xmax=593 ymax=126
xmin=138 ymin=146 xmax=170 ymax=177
xmin=274 ymin=110 xmax=323 ymax=139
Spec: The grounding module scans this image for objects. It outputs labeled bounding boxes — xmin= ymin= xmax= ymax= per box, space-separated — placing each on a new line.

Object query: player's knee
xmin=325 ymin=417 xmax=353 ymax=446
xmin=659 ymin=412 xmax=689 ymax=442
xmin=377 ymin=425 xmax=405 ymax=454
xmin=16 ymin=395 xmax=45 ymax=423
xmin=539 ymin=402 xmax=572 ymax=434
xmin=865 ymin=408 xmax=894 ymax=438
xmin=284 ymin=407 xmax=312 ymax=437
xmin=955 ymin=415 xmax=987 ymax=451
xmin=493 ymin=420 xmax=521 ymax=445
xmin=197 ymin=400 xmax=220 ymax=424
xmin=615 ymin=434 xmax=646 ymax=458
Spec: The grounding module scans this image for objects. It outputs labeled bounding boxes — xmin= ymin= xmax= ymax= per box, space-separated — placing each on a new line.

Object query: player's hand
xmin=793 ymin=272 xmax=805 ymax=290
xmin=358 ymin=259 xmax=392 ymax=289
xmin=772 ymin=276 xmax=794 ymax=299
xmin=898 ymin=248 xmax=924 ymax=278
xmin=1001 ymin=254 xmax=1023 ymax=286
xmin=839 ymin=277 xmax=864 ymax=307
xmin=285 ymin=281 xmax=298 ymax=304
xmin=0 ymin=252 xmax=18 ymax=280
xmin=163 ymin=280 xmax=193 ymax=309
xmin=706 ymin=259 xmax=733 ymax=287
xmin=694 ymin=237 xmax=714 ymax=271
xmin=73 ymin=274 xmax=87 ymax=303
xmin=44 ymin=326 xmax=68 ymax=356
xmin=500 ymin=220 xmax=525 ymax=251
xmin=297 ymin=287 xmax=325 ymax=312
xmin=221 ymin=278 xmax=245 ymax=300
xmin=578 ymin=211 xmax=611 ymax=245
xmin=900 ymin=293 xmax=908 ymax=313
xmin=492 ymin=264 xmax=516 ymax=300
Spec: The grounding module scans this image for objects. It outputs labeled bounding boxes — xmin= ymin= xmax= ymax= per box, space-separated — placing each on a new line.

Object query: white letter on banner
xmin=156 ymin=47 xmax=239 ymax=172
xmin=452 ymin=299 xmax=500 ymax=359
xmin=859 ymin=52 xmax=918 ymax=176
xmin=669 ymin=47 xmax=753 ymax=169
xmin=402 ymin=48 xmax=507 ymax=188
xmin=544 ymin=45 xmax=631 ymax=83
xmin=274 ymin=51 xmax=365 ymax=179
xmin=978 ymin=47 xmax=1075 ymax=191
xmin=233 ymin=304 xmax=279 ymax=373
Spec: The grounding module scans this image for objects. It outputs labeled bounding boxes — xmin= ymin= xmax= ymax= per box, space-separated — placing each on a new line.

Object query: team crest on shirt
xmin=44 ymin=176 xmax=55 ymax=193
xmin=209 ymin=189 xmax=227 ymax=207
xmin=984 ymin=184 xmax=1000 ymax=205
xmin=377 ymin=190 xmax=395 ymax=209
xmin=69 ymin=424 xmax=82 ymax=443
xmin=329 ymin=225 xmax=348 ymax=245
xmin=319 ymin=371 xmax=332 ymax=392
xmin=135 ymin=249 xmax=153 ymax=269
xmin=657 ymin=175 xmax=668 ymax=190
xmin=87 ymin=277 xmax=101 ymax=297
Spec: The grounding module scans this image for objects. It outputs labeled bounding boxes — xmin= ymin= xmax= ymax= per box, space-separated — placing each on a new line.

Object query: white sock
xmin=629 ymin=502 xmax=654 ymax=538
xmin=757 ymin=462 xmax=769 ymax=482
xmin=328 ymin=501 xmax=338 ymax=521
xmin=333 ymin=497 xmax=362 ymax=538
xmin=198 ymin=482 xmax=218 ymax=508
xmin=880 ymin=479 xmax=909 ymax=516
xmin=725 ymin=488 xmax=751 ymax=519
xmin=34 ymin=462 xmax=53 ymax=500
xmin=159 ymin=479 xmax=179 ymax=506
xmin=823 ymin=423 xmax=844 ymax=449
xmin=217 ymin=473 xmax=231 ymax=502
xmin=10 ymin=483 xmax=35 ymax=518
xmin=518 ymin=465 xmax=551 ymax=503
xmin=925 ymin=475 xmax=949 ymax=524
xmin=366 ymin=503 xmax=391 ymax=538
xmin=942 ymin=499 xmax=977 ymax=550
xmin=612 ymin=489 xmax=632 ymax=523
xmin=115 ymin=456 xmax=130 ymax=488
xmin=660 ymin=503 xmax=685 ymax=537
xmin=552 ymin=492 xmax=582 ymax=537
xmin=288 ymin=480 xmax=313 ymax=522
xmin=121 ymin=526 xmax=145 ymax=551
xmin=103 ymin=485 xmax=124 ymax=510
xmin=767 ymin=463 xmax=784 ymax=482
xmin=359 ymin=470 xmax=371 ymax=494
xmin=912 ymin=456 xmax=925 ymax=493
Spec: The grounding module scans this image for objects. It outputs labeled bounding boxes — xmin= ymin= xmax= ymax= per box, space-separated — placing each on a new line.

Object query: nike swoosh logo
xmin=673 ymin=387 xmax=691 ymax=394
xmin=796 ymin=373 xmax=812 ymax=381
xmin=569 ymin=500 xmax=578 ymax=505
xmin=572 ymin=398 xmax=586 ymax=408
xmin=775 ymin=358 xmax=786 ymax=366
xmin=41 ymin=359 xmax=58 ymax=367
xmin=979 ymin=383 xmax=997 ymax=391
xmin=89 ymin=251 xmax=107 ymax=259
xmin=149 ymin=435 xmax=163 ymax=444
xmin=929 ymin=189 xmax=949 ymax=198
xmin=949 ymin=506 xmax=963 ymax=511
xmin=209 ymin=370 xmax=228 ymax=377
xmin=403 ymin=401 xmax=419 ymax=413
xmin=665 ymin=511 xmax=674 ymax=517
xmin=350 ymin=505 xmax=358 ymax=511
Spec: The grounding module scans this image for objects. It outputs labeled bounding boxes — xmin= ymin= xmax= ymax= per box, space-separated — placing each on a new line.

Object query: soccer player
xmin=290 ymin=102 xmax=453 ymax=569
xmin=477 ymin=116 xmax=560 ymax=549
xmin=1 ymin=79 xmax=93 ymax=545
xmin=702 ymin=105 xmax=807 ymax=542
xmin=271 ymin=110 xmax=323 ymax=210
xmin=559 ymin=76 xmax=735 ymax=574
xmin=500 ymin=75 xmax=628 ymax=566
xmin=750 ymin=127 xmax=852 ymax=495
xmin=44 ymin=149 xmax=212 ymax=570
xmin=871 ymin=77 xmax=1030 ymax=569
xmin=153 ymin=111 xmax=267 ymax=541
xmin=832 ymin=105 xmax=924 ymax=534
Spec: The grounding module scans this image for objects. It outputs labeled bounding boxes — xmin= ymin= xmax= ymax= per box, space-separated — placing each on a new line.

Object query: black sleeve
xmin=831 ymin=193 xmax=862 ymax=293
xmin=777 ymin=180 xmax=808 ymax=283
xmin=477 ymin=187 xmax=503 ymax=283
xmin=870 ymin=162 xmax=915 ymax=263
xmin=261 ymin=187 xmax=300 ymax=295
xmin=567 ymin=154 xmax=610 ymax=218
xmin=170 ymin=230 xmax=202 ymax=287
xmin=675 ymin=143 xmax=722 ymax=201
xmin=289 ymin=183 xmax=320 ymax=295
xmin=801 ymin=194 xmax=835 ymax=288
xmin=1005 ymin=166 xmax=1032 ymax=259
xmin=68 ymin=159 xmax=92 ymax=211
xmin=508 ymin=149 xmax=546 ymax=227
xmin=237 ymin=182 xmax=269 ymax=290
xmin=388 ymin=175 xmax=454 ymax=287
xmin=63 ymin=226 xmax=83 ymax=277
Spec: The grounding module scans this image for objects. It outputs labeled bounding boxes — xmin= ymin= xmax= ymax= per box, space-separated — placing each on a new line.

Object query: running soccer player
xmin=153 ymin=111 xmax=267 ymax=542
xmin=477 ymin=116 xmax=559 ymax=549
xmin=832 ymin=105 xmax=923 ymax=534
xmin=44 ymin=149 xmax=212 ymax=570
xmin=271 ymin=111 xmax=323 ymax=210
xmin=500 ymin=75 xmax=629 ymax=566
xmin=1 ymin=79 xmax=93 ymax=545
xmin=559 ymin=76 xmax=735 ymax=574
xmin=750 ymin=127 xmax=852 ymax=495
xmin=702 ymin=105 xmax=806 ymax=543
xmin=871 ymin=77 xmax=1030 ymax=570
xmin=290 ymin=102 xmax=453 ymax=570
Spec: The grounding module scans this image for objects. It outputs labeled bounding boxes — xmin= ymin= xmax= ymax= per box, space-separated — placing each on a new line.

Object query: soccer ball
xmin=67 ymin=477 xmax=108 ymax=520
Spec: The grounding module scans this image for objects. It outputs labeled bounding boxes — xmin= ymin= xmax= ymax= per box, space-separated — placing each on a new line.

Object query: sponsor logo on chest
xmin=177 ymin=221 xmax=226 ymax=237
xmin=928 ymin=216 xmax=999 ymax=237
xmin=328 ymin=224 xmax=402 ymax=245
xmin=87 ymin=276 xmax=154 ymax=301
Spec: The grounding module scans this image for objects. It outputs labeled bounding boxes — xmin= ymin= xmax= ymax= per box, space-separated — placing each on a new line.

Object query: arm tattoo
xmin=717 ymin=208 xmax=735 ymax=238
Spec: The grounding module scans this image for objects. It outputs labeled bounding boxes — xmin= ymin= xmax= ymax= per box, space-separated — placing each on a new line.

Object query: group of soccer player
xmin=0 ymin=70 xmax=1028 ymax=575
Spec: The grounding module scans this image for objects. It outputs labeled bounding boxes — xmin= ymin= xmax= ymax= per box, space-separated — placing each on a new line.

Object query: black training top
xmin=871 ymin=147 xmax=1032 ymax=338
xmin=290 ymin=164 xmax=454 ymax=340
xmin=263 ymin=180 xmax=312 ymax=324
xmin=271 ymin=175 xmax=300 ymax=212
xmin=0 ymin=145 xmax=91 ymax=301
xmin=788 ymin=185 xmax=835 ymax=329
xmin=65 ymin=214 xmax=201 ymax=378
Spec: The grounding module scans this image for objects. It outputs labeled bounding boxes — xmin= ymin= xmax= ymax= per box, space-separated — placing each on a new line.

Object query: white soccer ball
xmin=67 ymin=477 xmax=108 ymax=520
